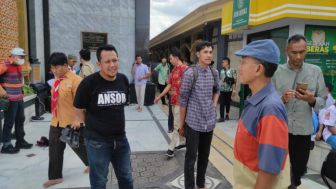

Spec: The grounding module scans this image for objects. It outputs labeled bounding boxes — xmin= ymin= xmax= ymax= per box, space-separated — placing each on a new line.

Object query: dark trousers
xmin=288 ymin=133 xmax=311 ymax=186
xmin=157 ymin=84 xmax=167 ymax=104
xmin=168 ymin=99 xmax=174 ymax=131
xmin=184 ymin=125 xmax=213 ymax=189
xmin=219 ymin=91 xmax=232 ymax=118
xmin=2 ymin=100 xmax=25 ymax=144
xmin=48 ymin=126 xmax=89 ymax=179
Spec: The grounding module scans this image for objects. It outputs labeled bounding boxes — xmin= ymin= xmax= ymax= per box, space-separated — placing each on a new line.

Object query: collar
xmin=196 ymin=63 xmax=209 ymax=72
xmin=82 ymin=60 xmax=91 ymax=65
xmin=246 ymin=82 xmax=273 ymax=106
xmin=286 ymin=62 xmax=305 ymax=72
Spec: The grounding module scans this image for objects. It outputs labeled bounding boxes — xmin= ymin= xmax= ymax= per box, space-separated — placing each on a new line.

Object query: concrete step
xmin=210 ymin=125 xmax=328 ymax=189
xmin=209 ymin=127 xmax=234 ymax=184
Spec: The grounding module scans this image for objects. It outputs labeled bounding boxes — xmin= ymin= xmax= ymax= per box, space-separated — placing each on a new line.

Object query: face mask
xmin=16 ymin=59 xmax=25 ymax=65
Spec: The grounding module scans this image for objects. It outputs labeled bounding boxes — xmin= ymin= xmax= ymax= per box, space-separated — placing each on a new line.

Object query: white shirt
xmin=322 ymin=105 xmax=336 ymax=141
xmin=326 ymin=93 xmax=335 ymax=109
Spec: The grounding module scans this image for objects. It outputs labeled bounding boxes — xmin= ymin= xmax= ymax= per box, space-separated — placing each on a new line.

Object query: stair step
xmin=209 ymin=146 xmax=234 ymax=184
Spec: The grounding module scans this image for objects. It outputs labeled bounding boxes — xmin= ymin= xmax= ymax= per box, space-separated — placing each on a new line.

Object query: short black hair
xmin=287 ymin=34 xmax=307 ymax=45
xmin=170 ymin=47 xmax=182 ymax=60
xmin=196 ymin=41 xmax=213 ymax=52
xmin=96 ymin=44 xmax=118 ymax=62
xmin=258 ymin=59 xmax=278 ymax=78
xmin=49 ymin=52 xmax=68 ymax=66
xmin=79 ymin=49 xmax=91 ymax=61
xmin=135 ymin=54 xmax=141 ymax=59
xmin=222 ymin=57 xmax=231 ymax=64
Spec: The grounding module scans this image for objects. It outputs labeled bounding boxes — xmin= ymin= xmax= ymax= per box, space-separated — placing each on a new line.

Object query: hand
xmin=295 ymin=89 xmax=315 ymax=104
xmin=315 ymin=132 xmax=322 ymax=141
xmin=0 ymin=91 xmax=7 ymax=98
xmin=178 ymin=126 xmax=185 ymax=137
xmin=154 ymin=96 xmax=160 ymax=104
xmin=71 ymin=120 xmax=82 ymax=130
xmin=0 ymin=86 xmax=7 ymax=98
xmin=282 ymin=89 xmax=296 ymax=103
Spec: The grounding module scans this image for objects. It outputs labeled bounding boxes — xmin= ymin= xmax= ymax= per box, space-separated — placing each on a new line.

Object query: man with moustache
xmin=73 ymin=45 xmax=133 ymax=189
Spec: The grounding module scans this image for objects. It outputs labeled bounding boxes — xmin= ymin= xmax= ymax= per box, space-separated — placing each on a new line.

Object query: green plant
xmin=23 ymin=84 xmax=36 ymax=96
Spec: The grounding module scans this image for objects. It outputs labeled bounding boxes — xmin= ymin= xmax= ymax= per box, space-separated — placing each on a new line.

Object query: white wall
xmin=49 ymin=0 xmax=135 ymax=79
xmin=35 ymin=0 xmax=45 ymax=82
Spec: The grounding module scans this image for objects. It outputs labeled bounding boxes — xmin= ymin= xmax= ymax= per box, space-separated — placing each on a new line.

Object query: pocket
xmin=87 ymin=140 xmax=103 ymax=149
xmin=59 ymin=86 xmax=72 ymax=97
xmin=115 ymin=138 xmax=130 ymax=151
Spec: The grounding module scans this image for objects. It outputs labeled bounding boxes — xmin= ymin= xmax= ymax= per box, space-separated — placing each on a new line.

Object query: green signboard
xmin=305 ymin=25 xmax=336 ymax=97
xmin=232 ymin=0 xmax=250 ymax=29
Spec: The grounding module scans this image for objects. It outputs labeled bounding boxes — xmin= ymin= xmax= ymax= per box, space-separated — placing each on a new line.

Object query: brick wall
xmin=0 ymin=0 xmax=18 ymax=62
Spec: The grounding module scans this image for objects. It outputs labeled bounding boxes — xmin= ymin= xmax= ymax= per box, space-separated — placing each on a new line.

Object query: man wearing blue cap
xmin=233 ymin=39 xmax=290 ymax=189
xmin=272 ymin=34 xmax=327 ymax=188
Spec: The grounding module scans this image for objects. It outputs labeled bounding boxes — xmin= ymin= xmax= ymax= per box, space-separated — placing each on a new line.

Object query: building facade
xmin=150 ymin=0 xmax=336 ymax=104
xmin=1 ymin=0 xmax=150 ymax=82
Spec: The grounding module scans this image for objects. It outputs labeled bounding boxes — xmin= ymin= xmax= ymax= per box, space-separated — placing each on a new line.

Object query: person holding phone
xmin=272 ymin=34 xmax=327 ymax=189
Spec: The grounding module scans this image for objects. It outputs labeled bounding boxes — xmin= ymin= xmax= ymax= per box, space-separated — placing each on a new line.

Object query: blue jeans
xmin=86 ymin=137 xmax=133 ymax=189
xmin=2 ymin=100 xmax=25 ymax=144
xmin=327 ymin=135 xmax=336 ymax=151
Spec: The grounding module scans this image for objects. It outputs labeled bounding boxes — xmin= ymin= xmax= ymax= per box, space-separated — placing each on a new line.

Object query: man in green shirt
xmin=153 ymin=57 xmax=170 ymax=105
xmin=218 ymin=57 xmax=236 ymax=122
xmin=272 ymin=34 xmax=327 ymax=189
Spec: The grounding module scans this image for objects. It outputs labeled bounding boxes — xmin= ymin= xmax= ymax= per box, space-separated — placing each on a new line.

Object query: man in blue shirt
xmin=131 ymin=55 xmax=150 ymax=112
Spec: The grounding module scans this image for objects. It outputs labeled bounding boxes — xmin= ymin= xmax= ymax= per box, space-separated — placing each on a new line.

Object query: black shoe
xmin=217 ymin=118 xmax=225 ymax=122
xmin=166 ymin=150 xmax=174 ymax=157
xmin=175 ymin=144 xmax=186 ymax=150
xmin=225 ymin=115 xmax=230 ymax=120
xmin=1 ymin=144 xmax=20 ymax=154
xmin=15 ymin=140 xmax=33 ymax=149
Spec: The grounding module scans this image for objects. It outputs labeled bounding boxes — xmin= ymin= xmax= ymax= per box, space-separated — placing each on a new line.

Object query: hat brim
xmin=234 ymin=49 xmax=248 ymax=57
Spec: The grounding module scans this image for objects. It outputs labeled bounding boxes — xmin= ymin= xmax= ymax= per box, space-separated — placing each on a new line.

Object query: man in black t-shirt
xmin=73 ymin=45 xmax=133 ymax=189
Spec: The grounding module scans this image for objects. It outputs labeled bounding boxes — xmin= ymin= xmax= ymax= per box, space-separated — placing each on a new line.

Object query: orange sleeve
xmin=0 ymin=61 xmax=8 ymax=75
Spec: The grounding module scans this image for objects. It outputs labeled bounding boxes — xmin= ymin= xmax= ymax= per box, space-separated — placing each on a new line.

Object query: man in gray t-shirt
xmin=272 ymin=34 xmax=327 ymax=188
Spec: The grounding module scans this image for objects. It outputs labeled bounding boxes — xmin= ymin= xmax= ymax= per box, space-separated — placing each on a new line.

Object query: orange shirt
xmin=51 ymin=71 xmax=82 ymax=128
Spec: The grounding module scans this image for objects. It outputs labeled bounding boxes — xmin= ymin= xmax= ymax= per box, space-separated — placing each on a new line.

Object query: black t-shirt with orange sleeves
xmin=74 ymin=72 xmax=129 ymax=140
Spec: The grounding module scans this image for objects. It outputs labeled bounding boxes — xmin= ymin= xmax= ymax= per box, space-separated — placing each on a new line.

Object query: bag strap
xmin=189 ymin=65 xmax=217 ymax=90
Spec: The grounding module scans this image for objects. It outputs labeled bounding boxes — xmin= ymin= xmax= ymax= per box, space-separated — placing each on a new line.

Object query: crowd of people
xmin=0 ymin=33 xmax=333 ymax=189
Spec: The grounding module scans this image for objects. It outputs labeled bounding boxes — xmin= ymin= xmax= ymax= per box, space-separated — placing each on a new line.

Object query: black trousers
xmin=157 ymin=84 xmax=167 ymax=104
xmin=48 ymin=126 xmax=89 ymax=179
xmin=168 ymin=95 xmax=174 ymax=131
xmin=288 ymin=133 xmax=311 ymax=186
xmin=184 ymin=125 xmax=213 ymax=189
xmin=219 ymin=91 xmax=232 ymax=118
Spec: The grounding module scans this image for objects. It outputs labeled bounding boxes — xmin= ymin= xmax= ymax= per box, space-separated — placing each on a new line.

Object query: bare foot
xmin=43 ymin=178 xmax=63 ymax=188
xmin=136 ymin=106 xmax=140 ymax=110
xmin=137 ymin=107 xmax=143 ymax=112
xmin=84 ymin=166 xmax=90 ymax=174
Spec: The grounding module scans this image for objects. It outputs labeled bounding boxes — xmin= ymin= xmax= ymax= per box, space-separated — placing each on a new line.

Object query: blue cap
xmin=234 ymin=39 xmax=280 ymax=64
